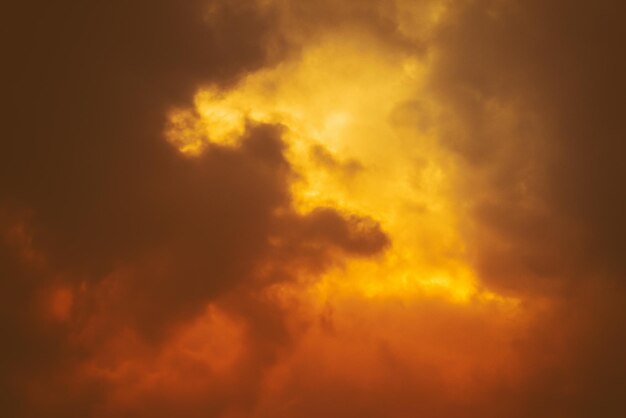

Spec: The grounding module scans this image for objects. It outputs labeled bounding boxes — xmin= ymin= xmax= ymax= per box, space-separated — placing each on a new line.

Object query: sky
xmin=2 ymin=1 xmax=626 ymax=417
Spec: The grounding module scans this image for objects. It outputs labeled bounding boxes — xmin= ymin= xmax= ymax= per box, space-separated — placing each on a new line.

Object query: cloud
xmin=2 ymin=1 xmax=626 ymax=417
xmin=421 ymin=1 xmax=626 ymax=416
xmin=1 ymin=1 xmax=388 ymax=416
xmin=428 ymin=0 xmax=626 ymax=290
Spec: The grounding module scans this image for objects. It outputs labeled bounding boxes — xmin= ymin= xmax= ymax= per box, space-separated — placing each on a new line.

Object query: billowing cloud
xmin=2 ymin=0 xmax=625 ymax=417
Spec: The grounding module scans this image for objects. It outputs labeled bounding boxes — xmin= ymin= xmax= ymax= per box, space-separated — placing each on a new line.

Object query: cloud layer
xmin=2 ymin=1 xmax=625 ymax=417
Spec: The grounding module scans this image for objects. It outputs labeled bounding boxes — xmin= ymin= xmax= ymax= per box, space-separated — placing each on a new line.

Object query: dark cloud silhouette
xmin=0 ymin=1 xmax=388 ymax=417
xmin=2 ymin=2 xmax=286 ymax=411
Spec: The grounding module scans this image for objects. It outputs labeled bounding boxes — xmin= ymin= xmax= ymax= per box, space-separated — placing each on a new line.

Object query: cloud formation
xmin=2 ymin=0 xmax=626 ymax=417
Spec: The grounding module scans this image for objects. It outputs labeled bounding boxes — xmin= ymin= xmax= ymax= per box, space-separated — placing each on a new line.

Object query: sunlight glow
xmin=167 ymin=30 xmax=516 ymax=307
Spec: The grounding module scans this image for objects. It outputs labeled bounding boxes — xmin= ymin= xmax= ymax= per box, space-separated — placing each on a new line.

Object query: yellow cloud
xmin=167 ymin=26 xmax=515 ymax=307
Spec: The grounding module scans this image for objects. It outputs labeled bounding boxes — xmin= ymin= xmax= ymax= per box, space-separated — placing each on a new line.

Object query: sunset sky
xmin=2 ymin=1 xmax=626 ymax=417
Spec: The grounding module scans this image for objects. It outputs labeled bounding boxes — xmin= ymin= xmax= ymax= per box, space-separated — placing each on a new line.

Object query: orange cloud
xmin=2 ymin=1 xmax=626 ymax=418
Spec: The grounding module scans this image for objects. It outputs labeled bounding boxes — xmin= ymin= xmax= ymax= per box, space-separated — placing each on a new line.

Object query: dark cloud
xmin=424 ymin=1 xmax=626 ymax=416
xmin=0 ymin=1 xmax=388 ymax=417
xmin=2 ymin=2 xmax=284 ymax=411
xmin=310 ymin=144 xmax=363 ymax=177
xmin=429 ymin=0 xmax=626 ymax=290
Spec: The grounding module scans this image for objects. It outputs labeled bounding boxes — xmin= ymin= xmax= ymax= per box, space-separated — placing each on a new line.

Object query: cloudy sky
xmin=2 ymin=1 xmax=625 ymax=417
